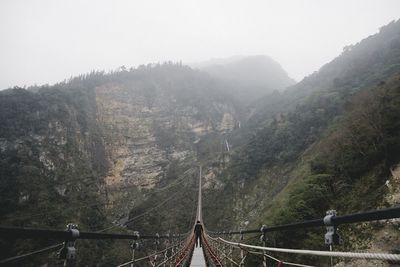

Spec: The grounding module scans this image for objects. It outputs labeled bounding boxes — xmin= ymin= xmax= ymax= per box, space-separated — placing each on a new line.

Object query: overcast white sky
xmin=0 ymin=0 xmax=399 ymax=89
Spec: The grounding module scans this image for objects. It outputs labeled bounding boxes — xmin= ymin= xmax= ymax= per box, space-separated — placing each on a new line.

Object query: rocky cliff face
xmin=92 ymin=66 xmax=239 ymax=220
xmin=96 ymin=81 xmax=236 ymax=190
xmin=0 ymin=64 xmax=239 ymax=227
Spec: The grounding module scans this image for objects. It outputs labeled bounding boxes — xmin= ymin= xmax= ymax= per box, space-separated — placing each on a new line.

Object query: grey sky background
xmin=0 ymin=0 xmax=399 ymax=89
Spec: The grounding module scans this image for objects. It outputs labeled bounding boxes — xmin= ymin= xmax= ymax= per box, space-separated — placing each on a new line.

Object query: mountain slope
xmin=230 ymin=19 xmax=400 ymax=167
xmin=249 ymin=19 xmax=400 ymax=128
xmin=204 ymin=20 xmax=400 ymax=266
xmin=262 ymin=74 xmax=400 ymax=265
xmin=207 ymin=75 xmax=400 ymax=263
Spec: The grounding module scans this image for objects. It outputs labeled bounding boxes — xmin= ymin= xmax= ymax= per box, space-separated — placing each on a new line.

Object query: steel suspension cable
xmin=2 ymin=172 xmax=191 ymax=222
xmin=186 ymin=190 xmax=198 ymax=230
xmin=0 ymin=225 xmax=170 ymax=240
xmin=4 ymin=170 xmax=190 ymax=231
xmin=6 ymin=201 xmax=108 ymax=221
xmin=97 ymin=169 xmax=195 ymax=232
xmin=0 ymin=174 xmax=100 ymax=204
xmin=210 ymin=206 xmax=400 ymax=235
xmin=100 ymin=189 xmax=184 ymax=233
xmin=0 ymin=243 xmax=63 ymax=265
xmin=0 ymin=169 xmax=195 ymax=265
xmin=2 ymin=166 xmax=193 ymax=223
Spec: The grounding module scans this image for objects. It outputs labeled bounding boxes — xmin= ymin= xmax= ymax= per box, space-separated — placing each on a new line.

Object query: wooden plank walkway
xmin=190 ymin=246 xmax=206 ymax=267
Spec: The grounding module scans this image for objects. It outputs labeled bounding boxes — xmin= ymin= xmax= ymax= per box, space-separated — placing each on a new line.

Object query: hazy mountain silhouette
xmin=193 ymin=55 xmax=295 ymax=104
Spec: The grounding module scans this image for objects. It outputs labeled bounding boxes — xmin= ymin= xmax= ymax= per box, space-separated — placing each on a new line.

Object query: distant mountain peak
xmin=190 ymin=55 xmax=295 ymax=105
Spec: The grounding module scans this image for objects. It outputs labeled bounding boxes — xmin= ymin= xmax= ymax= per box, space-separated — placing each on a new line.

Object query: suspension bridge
xmin=1 ymin=167 xmax=400 ymax=266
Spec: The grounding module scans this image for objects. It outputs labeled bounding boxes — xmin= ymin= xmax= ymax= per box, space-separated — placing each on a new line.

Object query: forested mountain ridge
xmin=207 ymin=20 xmax=400 ymax=266
xmin=248 ymin=19 xmax=400 ymax=128
xmin=228 ymin=19 xmax=400 ymax=170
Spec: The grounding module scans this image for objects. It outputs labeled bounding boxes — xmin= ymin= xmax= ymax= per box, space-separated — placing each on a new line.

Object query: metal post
xmin=224 ymin=242 xmax=227 ymax=266
xmin=239 ymin=249 xmax=245 ymax=267
xmin=239 ymin=229 xmax=244 ymax=267
xmin=130 ymin=244 xmax=135 ymax=267
xmin=130 ymin=231 xmax=140 ymax=267
xmin=59 ymin=224 xmax=79 ymax=267
xmin=227 ymin=231 xmax=232 ymax=267
xmin=164 ymin=233 xmax=170 ymax=267
xmin=324 ymin=210 xmax=339 ymax=267
xmin=169 ymin=234 xmax=175 ymax=267
xmin=230 ymin=245 xmax=233 ymax=267
xmin=153 ymin=233 xmax=160 ymax=267
xmin=261 ymin=225 xmax=267 ymax=267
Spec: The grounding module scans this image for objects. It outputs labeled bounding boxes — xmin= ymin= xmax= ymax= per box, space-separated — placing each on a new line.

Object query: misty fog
xmin=1 ymin=0 xmax=399 ymax=89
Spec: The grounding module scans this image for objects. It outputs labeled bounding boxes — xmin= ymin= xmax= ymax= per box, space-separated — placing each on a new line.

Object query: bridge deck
xmin=190 ymin=246 xmax=206 ymax=267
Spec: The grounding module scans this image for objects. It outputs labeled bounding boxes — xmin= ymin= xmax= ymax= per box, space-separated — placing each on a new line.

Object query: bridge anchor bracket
xmin=324 ymin=210 xmax=340 ymax=246
xmin=59 ymin=223 xmax=79 ymax=265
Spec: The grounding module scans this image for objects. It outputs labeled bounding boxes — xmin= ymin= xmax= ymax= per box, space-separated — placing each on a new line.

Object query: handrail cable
xmin=215 ymin=237 xmax=400 ymax=262
xmin=116 ymin=241 xmax=183 ymax=267
xmin=0 ymin=224 xmax=188 ymax=264
xmin=236 ymin=246 xmax=316 ymax=267
xmin=173 ymin=234 xmax=195 ymax=266
xmin=208 ymin=235 xmax=314 ymax=267
xmin=207 ymin=237 xmax=239 ymax=266
xmin=155 ymin=247 xmax=182 ymax=267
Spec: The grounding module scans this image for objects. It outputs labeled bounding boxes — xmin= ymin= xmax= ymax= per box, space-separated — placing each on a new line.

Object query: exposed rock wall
xmin=95 ymin=79 xmax=238 ymax=192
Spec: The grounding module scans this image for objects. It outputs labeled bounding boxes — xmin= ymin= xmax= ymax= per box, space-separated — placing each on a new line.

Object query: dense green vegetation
xmin=222 ymin=20 xmax=400 ymax=201
xmin=207 ymin=19 xmax=400 ymax=266
xmin=262 ymin=75 xmax=400 ymax=265
xmin=0 ymin=84 xmax=119 ymax=265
